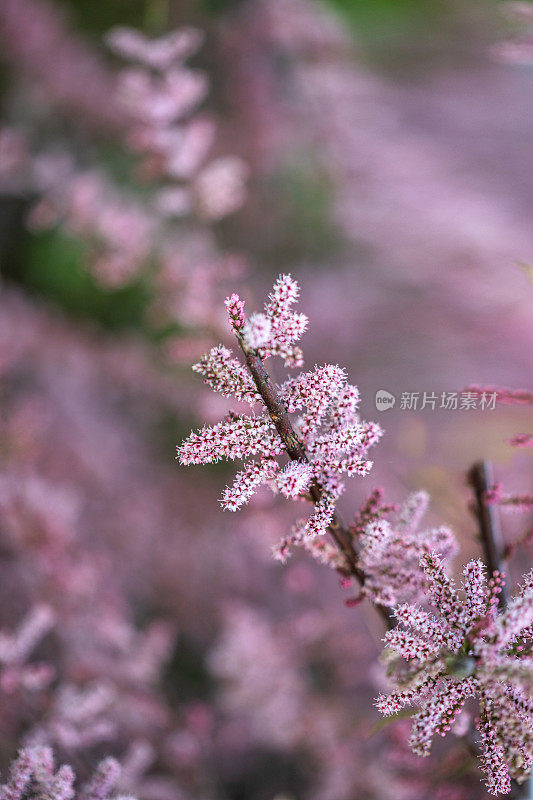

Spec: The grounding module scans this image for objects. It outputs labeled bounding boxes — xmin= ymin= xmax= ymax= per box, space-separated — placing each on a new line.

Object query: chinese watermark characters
xmin=374 ymin=390 xmax=498 ymax=412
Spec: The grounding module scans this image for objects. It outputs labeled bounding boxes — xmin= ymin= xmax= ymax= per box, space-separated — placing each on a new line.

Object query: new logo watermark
xmin=375 ymin=390 xmax=396 ymax=411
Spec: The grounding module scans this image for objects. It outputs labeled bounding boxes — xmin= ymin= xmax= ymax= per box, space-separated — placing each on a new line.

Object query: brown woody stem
xmin=237 ymin=335 xmax=394 ymax=629
xmin=468 ymin=461 xmax=509 ymax=609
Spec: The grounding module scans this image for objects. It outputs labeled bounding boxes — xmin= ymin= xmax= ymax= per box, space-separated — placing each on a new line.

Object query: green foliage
xmin=58 ymin=0 xmax=146 ymax=37
xmin=327 ymin=0 xmax=434 ymax=36
xmin=254 ymin=155 xmax=343 ymax=266
xmin=19 ymin=228 xmax=150 ymax=331
xmin=325 ymin=0 xmax=500 ymax=72
xmin=199 ymin=0 xmax=247 ymax=15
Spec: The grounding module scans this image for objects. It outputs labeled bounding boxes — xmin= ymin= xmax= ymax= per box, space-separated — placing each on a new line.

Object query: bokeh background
xmin=0 ymin=1 xmax=532 ymax=798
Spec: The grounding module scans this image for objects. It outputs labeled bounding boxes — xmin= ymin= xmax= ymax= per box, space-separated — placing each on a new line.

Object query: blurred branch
xmin=468 ymin=460 xmax=509 ymax=608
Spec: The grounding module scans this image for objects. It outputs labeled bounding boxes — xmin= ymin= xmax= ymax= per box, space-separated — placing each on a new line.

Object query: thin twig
xmin=237 ymin=335 xmax=395 ymax=629
xmin=468 ymin=460 xmax=509 ymax=608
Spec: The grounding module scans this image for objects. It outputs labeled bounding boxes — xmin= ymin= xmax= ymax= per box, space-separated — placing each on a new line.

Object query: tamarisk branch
xmin=236 ymin=332 xmax=395 ymax=629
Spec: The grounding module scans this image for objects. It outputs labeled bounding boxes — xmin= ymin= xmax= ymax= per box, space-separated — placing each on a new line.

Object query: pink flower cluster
xmin=272 ymin=522 xmax=347 ymax=567
xmin=107 ymin=27 xmax=248 ymax=222
xmin=6 ymin=18 xmax=248 ymax=326
xmin=485 ymin=483 xmax=533 ymax=513
xmin=28 ymin=167 xmax=155 ymax=288
xmin=358 ymin=490 xmax=458 ymax=606
xmin=507 ymin=434 xmax=533 ymax=448
xmin=239 ymin=274 xmax=308 ymax=366
xmin=377 ymin=553 xmax=533 ymax=794
xmin=0 ymin=605 xmax=55 ymax=695
xmin=0 ymin=0 xmax=123 ymax=131
xmin=468 ymin=386 xmax=533 ymax=460
xmin=207 ymin=605 xmax=305 ymax=749
xmin=274 ymin=488 xmax=400 ymax=571
xmin=192 ymin=345 xmax=259 ymax=403
xmin=0 ymin=747 xmax=135 ymax=800
xmin=466 ymin=385 xmax=533 ymax=406
xmin=493 ymin=2 xmax=533 ymax=65
xmin=0 ymin=289 xmax=232 ymax=798
xmin=179 ymin=275 xmax=382 ymax=538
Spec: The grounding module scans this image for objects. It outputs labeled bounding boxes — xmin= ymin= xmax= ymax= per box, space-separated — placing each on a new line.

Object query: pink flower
xmin=107 ymin=27 xmax=202 ymax=71
xmin=466 ymin=386 xmax=533 ymax=406
xmin=276 ymin=461 xmax=313 ymax=499
xmin=485 ymin=483 xmax=533 ymax=513
xmin=359 ymin=491 xmax=457 ymax=606
xmin=0 ymin=747 xmax=131 ymax=800
xmin=224 ymin=293 xmax=246 ymax=332
xmin=508 ymin=434 xmax=533 ymax=448
xmin=377 ymin=556 xmax=533 ymax=794
xmin=193 ymin=156 xmax=249 ymax=221
xmin=233 ymin=274 xmax=308 ymax=366
xmin=179 ymin=275 xmax=382 ymax=539
xmin=192 ymin=345 xmax=259 ymax=403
